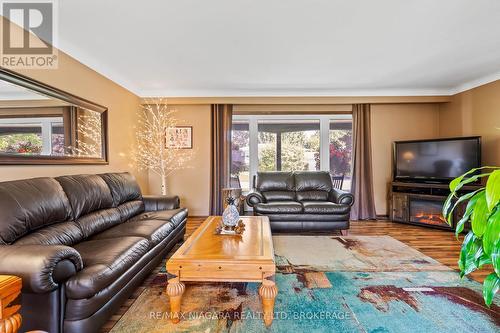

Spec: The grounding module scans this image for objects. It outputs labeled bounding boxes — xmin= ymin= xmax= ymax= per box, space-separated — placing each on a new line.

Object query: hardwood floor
xmin=101 ymin=217 xmax=490 ymax=332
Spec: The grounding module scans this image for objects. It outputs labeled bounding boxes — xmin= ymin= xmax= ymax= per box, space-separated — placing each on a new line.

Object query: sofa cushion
xmin=99 ymin=172 xmax=142 ymax=206
xmin=296 ymin=190 xmax=329 ymax=201
xmin=91 ymin=219 xmax=175 ymax=247
xmin=254 ymin=201 xmax=303 ymax=214
xmin=116 ymin=200 xmax=145 ymax=222
xmin=75 ymin=208 xmax=122 ymax=238
xmin=131 ymin=208 xmax=188 ymax=227
xmin=0 ymin=177 xmax=72 ymax=244
xmin=56 ymin=174 xmax=114 ymax=219
xmin=14 ymin=221 xmax=84 ymax=246
xmin=66 ymin=237 xmax=150 ymax=299
xmin=262 ymin=191 xmax=295 ymax=202
xmin=301 ymin=201 xmax=351 ymax=214
xmin=257 ymin=172 xmax=294 ymax=191
xmin=294 ymin=171 xmax=332 ymax=192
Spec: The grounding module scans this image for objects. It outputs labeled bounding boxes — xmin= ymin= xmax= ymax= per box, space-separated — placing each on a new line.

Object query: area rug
xmin=110 ymin=236 xmax=499 ymax=333
xmin=273 ymin=235 xmax=451 ymax=272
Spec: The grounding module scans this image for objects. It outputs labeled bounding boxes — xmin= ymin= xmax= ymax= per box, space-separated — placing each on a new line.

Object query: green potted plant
xmin=443 ymin=166 xmax=500 ymax=306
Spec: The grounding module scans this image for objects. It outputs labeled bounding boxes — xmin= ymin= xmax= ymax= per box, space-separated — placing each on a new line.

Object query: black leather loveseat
xmin=0 ymin=172 xmax=187 ymax=333
xmin=246 ymin=171 xmax=354 ymax=233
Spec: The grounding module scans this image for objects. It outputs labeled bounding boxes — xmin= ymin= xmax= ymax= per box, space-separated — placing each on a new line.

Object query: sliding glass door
xmin=231 ymin=115 xmax=352 ymax=191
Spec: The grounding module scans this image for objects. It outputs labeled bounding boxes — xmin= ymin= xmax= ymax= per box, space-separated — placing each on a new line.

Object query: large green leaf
xmin=459 ymin=231 xmax=482 ymax=276
xmin=449 ymin=166 xmax=498 ymax=193
xmin=476 ymin=252 xmax=492 ymax=267
xmin=483 ymin=206 xmax=500 ymax=256
xmin=471 ymin=192 xmax=489 ymax=236
xmin=443 ymin=194 xmax=455 ymax=224
xmin=444 ymin=189 xmax=484 ymax=225
xmin=483 ymin=273 xmax=500 ymax=307
xmin=455 ymin=172 xmax=492 ymax=190
xmin=455 ymin=192 xmax=482 ymax=237
xmin=492 ymin=244 xmax=500 ymax=277
xmin=486 ymin=170 xmax=500 ymax=212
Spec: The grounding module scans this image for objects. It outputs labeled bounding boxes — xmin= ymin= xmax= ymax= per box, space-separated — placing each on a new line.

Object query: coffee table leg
xmin=259 ymin=278 xmax=278 ymax=327
xmin=166 ymin=277 xmax=185 ymax=324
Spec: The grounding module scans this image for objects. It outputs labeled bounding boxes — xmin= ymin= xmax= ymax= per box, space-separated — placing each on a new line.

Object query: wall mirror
xmin=0 ymin=68 xmax=108 ymax=164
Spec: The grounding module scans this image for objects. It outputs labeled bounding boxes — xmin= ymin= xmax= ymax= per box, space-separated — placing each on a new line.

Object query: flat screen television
xmin=393 ymin=136 xmax=481 ymax=183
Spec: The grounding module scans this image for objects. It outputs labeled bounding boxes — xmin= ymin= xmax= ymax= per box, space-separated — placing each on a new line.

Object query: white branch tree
xmin=131 ymin=100 xmax=194 ymax=195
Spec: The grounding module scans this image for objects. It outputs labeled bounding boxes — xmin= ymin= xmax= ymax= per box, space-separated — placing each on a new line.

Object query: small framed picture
xmin=165 ymin=126 xmax=193 ymax=149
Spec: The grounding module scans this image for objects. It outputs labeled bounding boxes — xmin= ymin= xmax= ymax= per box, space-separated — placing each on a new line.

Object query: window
xmin=330 ymin=120 xmax=353 ymax=190
xmin=231 ymin=121 xmax=250 ymax=190
xmin=258 ymin=120 xmax=320 ymax=172
xmin=51 ymin=122 xmax=65 ymax=155
xmin=0 ymin=117 xmax=64 ymax=155
xmin=231 ymin=114 xmax=353 ymax=192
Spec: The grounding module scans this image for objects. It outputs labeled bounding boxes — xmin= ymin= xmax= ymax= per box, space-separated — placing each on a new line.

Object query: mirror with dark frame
xmin=0 ymin=68 xmax=108 ymax=164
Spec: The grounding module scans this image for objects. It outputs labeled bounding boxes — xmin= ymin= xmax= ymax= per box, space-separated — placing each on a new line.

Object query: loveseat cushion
xmin=56 ymin=174 xmax=114 ymax=219
xmin=0 ymin=177 xmax=72 ymax=244
xmin=257 ymin=172 xmax=294 ymax=191
xmin=66 ymin=237 xmax=149 ymax=299
xmin=295 ymin=171 xmax=332 ymax=192
xmin=262 ymin=191 xmax=295 ymax=202
xmin=91 ymin=219 xmax=175 ymax=246
xmin=254 ymin=201 xmax=303 ymax=214
xmin=99 ymin=172 xmax=142 ymax=207
xmin=296 ymin=190 xmax=329 ymax=201
xmin=301 ymin=201 xmax=351 ymax=214
xmin=131 ymin=208 xmax=188 ymax=227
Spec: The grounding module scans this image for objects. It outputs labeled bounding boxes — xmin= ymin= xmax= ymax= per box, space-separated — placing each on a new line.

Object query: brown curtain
xmin=350 ymin=104 xmax=377 ymax=220
xmin=210 ymin=104 xmax=233 ymax=215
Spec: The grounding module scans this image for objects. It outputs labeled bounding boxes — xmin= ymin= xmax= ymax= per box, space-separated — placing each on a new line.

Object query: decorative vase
xmin=222 ymin=196 xmax=240 ymax=230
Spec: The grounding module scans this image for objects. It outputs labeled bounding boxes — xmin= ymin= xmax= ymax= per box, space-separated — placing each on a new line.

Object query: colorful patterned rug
xmin=110 ymin=236 xmax=499 ymax=333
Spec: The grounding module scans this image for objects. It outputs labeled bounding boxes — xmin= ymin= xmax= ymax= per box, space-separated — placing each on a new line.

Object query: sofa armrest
xmin=143 ymin=195 xmax=180 ymax=211
xmin=246 ymin=190 xmax=266 ymax=207
xmin=329 ymin=188 xmax=355 ymax=206
xmin=0 ymin=245 xmax=83 ymax=294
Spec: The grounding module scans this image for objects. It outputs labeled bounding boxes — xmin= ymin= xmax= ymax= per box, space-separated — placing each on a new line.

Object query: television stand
xmin=389 ymin=181 xmax=481 ymax=231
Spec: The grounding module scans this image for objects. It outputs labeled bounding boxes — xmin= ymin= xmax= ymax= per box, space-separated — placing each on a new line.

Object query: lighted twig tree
xmin=131 ymin=100 xmax=194 ymax=195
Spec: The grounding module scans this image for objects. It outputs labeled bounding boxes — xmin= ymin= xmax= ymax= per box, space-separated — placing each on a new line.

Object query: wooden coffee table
xmin=0 ymin=275 xmax=22 ymax=333
xmin=166 ymin=215 xmax=277 ymax=327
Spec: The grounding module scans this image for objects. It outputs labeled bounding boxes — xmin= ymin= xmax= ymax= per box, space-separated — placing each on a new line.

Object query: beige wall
xmin=148 ymin=105 xmax=212 ymax=216
xmin=145 ymin=102 xmax=444 ymax=217
xmin=371 ymin=104 xmax=441 ymax=215
xmin=439 ymin=80 xmax=500 ymax=166
xmin=0 ymin=17 xmax=147 ymax=189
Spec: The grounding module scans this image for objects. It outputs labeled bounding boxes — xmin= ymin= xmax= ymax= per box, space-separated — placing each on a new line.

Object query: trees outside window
xmin=258 ymin=121 xmax=319 ymax=172
xmin=231 ymin=115 xmax=353 ymax=192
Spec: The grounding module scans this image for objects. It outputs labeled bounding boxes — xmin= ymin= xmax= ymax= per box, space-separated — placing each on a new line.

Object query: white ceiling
xmin=56 ymin=0 xmax=500 ymax=97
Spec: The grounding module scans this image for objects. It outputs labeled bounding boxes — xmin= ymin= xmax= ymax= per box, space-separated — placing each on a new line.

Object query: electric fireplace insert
xmin=409 ymin=197 xmax=451 ymax=229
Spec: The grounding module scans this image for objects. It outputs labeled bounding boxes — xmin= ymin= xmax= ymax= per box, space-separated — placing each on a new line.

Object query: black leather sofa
xmin=246 ymin=171 xmax=354 ymax=233
xmin=0 ymin=172 xmax=187 ymax=333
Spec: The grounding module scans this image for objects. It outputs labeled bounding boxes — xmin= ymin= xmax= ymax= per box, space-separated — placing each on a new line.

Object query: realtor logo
xmin=1 ymin=0 xmax=58 ymax=69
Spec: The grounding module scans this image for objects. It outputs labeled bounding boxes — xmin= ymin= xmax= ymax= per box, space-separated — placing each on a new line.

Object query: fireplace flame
xmin=413 ymin=211 xmax=447 ymax=225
